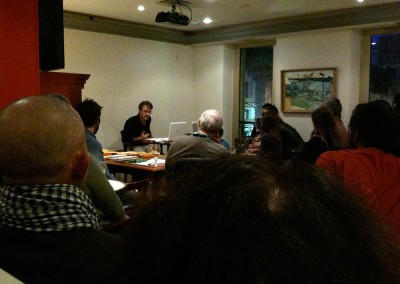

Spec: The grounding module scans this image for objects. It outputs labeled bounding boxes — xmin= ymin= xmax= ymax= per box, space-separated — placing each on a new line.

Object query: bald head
xmin=0 ymin=95 xmax=89 ymax=185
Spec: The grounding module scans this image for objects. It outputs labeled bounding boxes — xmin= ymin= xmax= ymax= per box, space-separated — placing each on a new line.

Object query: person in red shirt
xmin=317 ymin=100 xmax=400 ymax=240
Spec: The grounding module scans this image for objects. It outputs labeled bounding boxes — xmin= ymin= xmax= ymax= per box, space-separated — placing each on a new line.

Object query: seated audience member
xmin=121 ymin=100 xmax=153 ymax=152
xmin=300 ymin=107 xmax=341 ymax=163
xmin=250 ymin=103 xmax=268 ymax=138
xmin=317 ymin=101 xmax=400 ymax=238
xmin=248 ymin=105 xmax=269 ymax=155
xmin=79 ymin=155 xmax=126 ymax=224
xmin=247 ymin=111 xmax=282 ymax=159
xmin=323 ymin=97 xmax=348 ymax=149
xmin=0 ymin=95 xmax=127 ymax=283
xmin=166 ymin=109 xmax=230 ymax=171
xmin=76 ymin=98 xmax=138 ymax=208
xmin=123 ymin=156 xmax=400 ymax=283
xmin=259 ymin=111 xmax=282 ymax=159
xmin=75 ymin=98 xmax=114 ymax=179
xmin=219 ymin=128 xmax=230 ymax=150
xmin=246 ymin=133 xmax=262 ymax=156
xmin=252 ymin=103 xmax=304 ymax=159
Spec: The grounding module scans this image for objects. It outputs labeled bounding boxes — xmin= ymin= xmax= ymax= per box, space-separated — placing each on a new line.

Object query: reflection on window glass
xmin=239 ymin=46 xmax=273 ymax=137
xmin=369 ymin=33 xmax=400 ymax=104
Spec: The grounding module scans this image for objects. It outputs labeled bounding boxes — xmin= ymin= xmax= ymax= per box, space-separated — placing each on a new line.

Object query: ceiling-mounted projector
xmin=156 ymin=11 xmax=190 ymax=25
xmin=155 ymin=1 xmax=192 ymax=26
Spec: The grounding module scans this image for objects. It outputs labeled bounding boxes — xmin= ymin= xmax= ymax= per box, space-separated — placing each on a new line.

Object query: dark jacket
xmin=252 ymin=119 xmax=304 ymax=158
xmin=0 ymin=228 xmax=128 ymax=283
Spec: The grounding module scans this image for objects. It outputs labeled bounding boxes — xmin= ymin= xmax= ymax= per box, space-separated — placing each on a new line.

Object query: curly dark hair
xmin=75 ymin=98 xmax=102 ymax=128
xmin=261 ymin=103 xmax=279 ymax=114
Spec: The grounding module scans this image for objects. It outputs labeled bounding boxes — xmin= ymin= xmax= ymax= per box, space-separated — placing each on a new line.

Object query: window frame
xmin=360 ymin=27 xmax=400 ymax=103
xmin=232 ymin=40 xmax=276 ymax=139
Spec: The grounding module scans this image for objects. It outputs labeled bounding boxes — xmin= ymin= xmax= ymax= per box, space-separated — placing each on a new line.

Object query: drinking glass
xmin=151 ymin=144 xmax=161 ymax=166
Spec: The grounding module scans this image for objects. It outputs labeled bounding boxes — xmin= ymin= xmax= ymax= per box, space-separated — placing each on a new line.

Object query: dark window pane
xmin=239 ymin=46 xmax=273 ymax=138
xmin=369 ymin=33 xmax=400 ymax=104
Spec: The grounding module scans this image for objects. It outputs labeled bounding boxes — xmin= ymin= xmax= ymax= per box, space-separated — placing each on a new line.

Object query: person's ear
xmin=71 ymin=151 xmax=89 ymax=184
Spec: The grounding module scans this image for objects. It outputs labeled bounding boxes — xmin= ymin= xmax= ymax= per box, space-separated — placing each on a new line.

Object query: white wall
xmin=63 ymin=29 xmax=196 ymax=149
xmin=273 ymin=30 xmax=362 ymax=141
xmin=193 ymin=45 xmax=235 ymax=146
xmin=63 ymin=28 xmax=363 ymax=148
xmin=63 ymin=29 xmax=233 ymax=149
xmin=222 ymin=46 xmax=235 ymax=147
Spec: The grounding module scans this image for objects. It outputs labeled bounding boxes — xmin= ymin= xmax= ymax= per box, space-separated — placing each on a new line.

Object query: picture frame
xmin=281 ymin=68 xmax=336 ymax=113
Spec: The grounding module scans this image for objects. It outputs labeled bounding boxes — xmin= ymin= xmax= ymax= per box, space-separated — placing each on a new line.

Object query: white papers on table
xmin=107 ymin=155 xmax=137 ymax=160
xmin=146 ymin=138 xmax=169 ymax=142
xmin=136 ymin=158 xmax=166 ymax=166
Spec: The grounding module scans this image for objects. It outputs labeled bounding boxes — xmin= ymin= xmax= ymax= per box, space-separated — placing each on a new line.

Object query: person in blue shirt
xmin=219 ymin=128 xmax=230 ymax=150
xmin=75 ymin=98 xmax=114 ymax=180
xmin=76 ymin=98 xmax=138 ymax=207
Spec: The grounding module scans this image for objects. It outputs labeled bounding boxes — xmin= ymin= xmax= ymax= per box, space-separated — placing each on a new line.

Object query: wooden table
xmin=105 ymin=156 xmax=166 ymax=198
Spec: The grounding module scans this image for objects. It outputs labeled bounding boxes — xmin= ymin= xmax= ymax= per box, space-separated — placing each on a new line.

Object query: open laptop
xmin=148 ymin=122 xmax=188 ymax=142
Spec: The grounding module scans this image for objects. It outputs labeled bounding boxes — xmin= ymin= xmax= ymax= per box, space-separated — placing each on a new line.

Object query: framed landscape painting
xmin=281 ymin=68 xmax=336 ymax=113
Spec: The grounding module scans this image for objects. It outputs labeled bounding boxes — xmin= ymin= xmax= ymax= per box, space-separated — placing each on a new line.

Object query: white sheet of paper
xmin=137 ymin=158 xmax=166 ymax=166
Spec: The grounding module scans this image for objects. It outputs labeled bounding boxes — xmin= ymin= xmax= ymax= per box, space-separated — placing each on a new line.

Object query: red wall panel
xmin=0 ymin=1 xmax=40 ymax=108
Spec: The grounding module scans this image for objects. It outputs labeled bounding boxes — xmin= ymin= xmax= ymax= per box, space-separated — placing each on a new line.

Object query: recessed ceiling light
xmin=203 ymin=17 xmax=212 ymax=24
xmin=138 ymin=5 xmax=145 ymax=11
xmin=371 ymin=42 xmax=377 ymax=45
xmin=357 ymin=0 xmax=364 ymax=2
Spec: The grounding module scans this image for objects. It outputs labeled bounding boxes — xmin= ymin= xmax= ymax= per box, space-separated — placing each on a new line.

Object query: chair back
xmin=120 ymin=130 xmax=132 ymax=151
xmin=103 ymin=179 xmax=150 ymax=234
xmin=125 ymin=179 xmax=150 ymax=195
